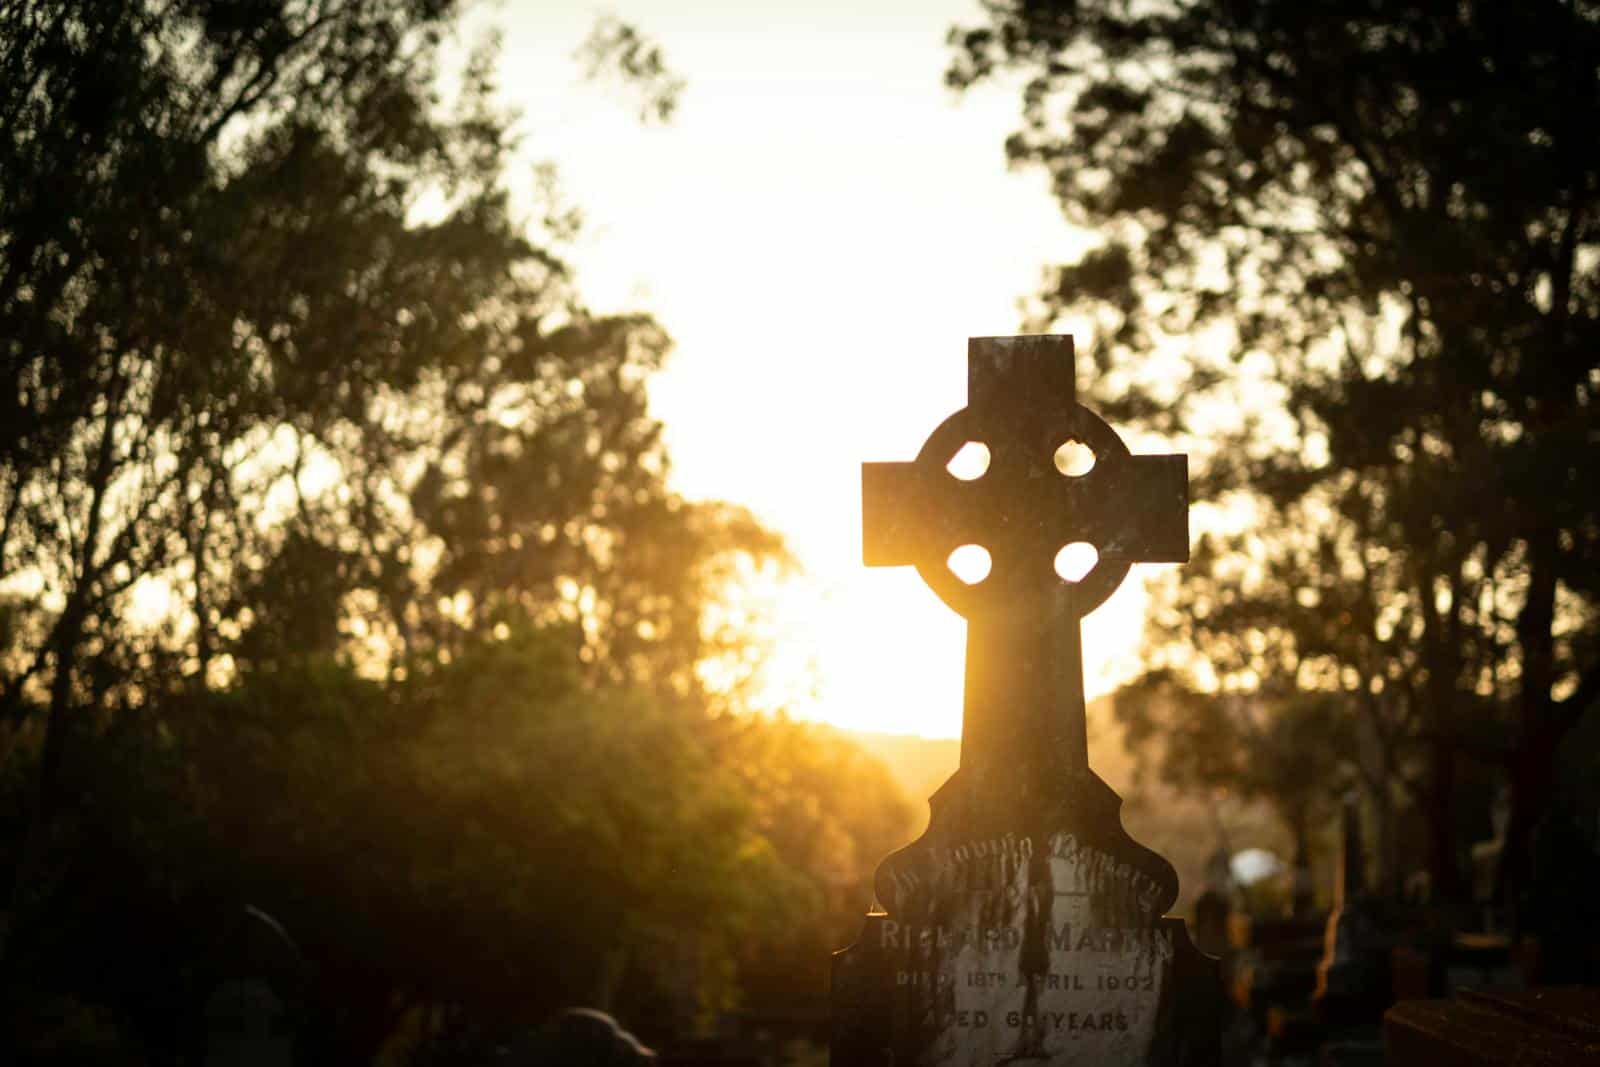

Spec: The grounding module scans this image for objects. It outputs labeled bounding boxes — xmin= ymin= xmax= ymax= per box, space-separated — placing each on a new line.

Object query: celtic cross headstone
xmin=832 ymin=335 xmax=1224 ymax=1065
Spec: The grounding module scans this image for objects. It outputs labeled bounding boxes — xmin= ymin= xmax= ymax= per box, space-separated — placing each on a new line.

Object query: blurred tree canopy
xmin=0 ymin=0 xmax=913 ymax=1059
xmin=577 ymin=15 xmax=687 ymax=125
xmin=1114 ymin=670 xmax=1354 ymax=915
xmin=17 ymin=626 xmax=913 ymax=1060
xmin=952 ymin=0 xmax=1600 ymax=910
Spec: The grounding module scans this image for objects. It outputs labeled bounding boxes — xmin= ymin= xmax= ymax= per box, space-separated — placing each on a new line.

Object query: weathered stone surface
xmin=834 ymin=767 xmax=1222 ymax=1065
xmin=833 ymin=335 xmax=1224 ymax=1066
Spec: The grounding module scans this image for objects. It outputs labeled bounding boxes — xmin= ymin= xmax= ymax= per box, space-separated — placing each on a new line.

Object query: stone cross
xmin=862 ymin=334 xmax=1186 ymax=773
xmin=833 ymin=334 xmax=1221 ymax=1067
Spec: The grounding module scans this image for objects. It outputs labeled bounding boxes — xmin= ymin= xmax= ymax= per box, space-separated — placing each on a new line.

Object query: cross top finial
xmin=862 ymin=335 xmax=1187 ymax=621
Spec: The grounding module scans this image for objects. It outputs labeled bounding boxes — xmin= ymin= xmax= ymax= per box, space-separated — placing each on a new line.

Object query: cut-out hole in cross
xmin=1054 ymin=542 xmax=1099 ymax=583
xmin=1054 ymin=439 xmax=1096 ymax=477
xmin=947 ymin=544 xmax=992 ymax=584
xmin=946 ymin=441 xmax=990 ymax=481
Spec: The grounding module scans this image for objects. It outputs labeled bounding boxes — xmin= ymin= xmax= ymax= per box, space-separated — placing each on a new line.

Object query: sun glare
xmin=480 ymin=1 xmax=1153 ymax=740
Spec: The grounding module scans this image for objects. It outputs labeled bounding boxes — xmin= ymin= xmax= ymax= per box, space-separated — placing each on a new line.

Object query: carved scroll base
xmin=832 ymin=766 xmax=1225 ymax=1066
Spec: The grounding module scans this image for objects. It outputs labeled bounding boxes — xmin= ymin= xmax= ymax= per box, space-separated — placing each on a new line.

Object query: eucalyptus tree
xmin=0 ymin=0 xmax=776 ymax=970
xmin=951 ymin=0 xmax=1600 ymax=907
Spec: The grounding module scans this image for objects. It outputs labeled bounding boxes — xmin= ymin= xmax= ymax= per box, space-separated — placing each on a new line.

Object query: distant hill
xmin=835 ymin=697 xmax=1294 ymax=915
xmin=840 ymin=731 xmax=959 ymax=816
xmin=836 ymin=697 xmax=1131 ymax=822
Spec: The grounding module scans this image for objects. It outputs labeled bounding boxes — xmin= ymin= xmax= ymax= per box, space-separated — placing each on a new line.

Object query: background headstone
xmin=1315 ymin=794 xmax=1393 ymax=1023
xmin=201 ymin=906 xmax=308 ymax=1067
xmin=1192 ymin=848 xmax=1235 ymax=960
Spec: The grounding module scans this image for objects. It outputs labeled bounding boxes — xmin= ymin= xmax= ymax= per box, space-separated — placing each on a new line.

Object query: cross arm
xmin=862 ymin=461 xmax=929 ymax=567
xmin=1089 ymin=453 xmax=1189 ymax=564
xmin=861 ymin=461 xmax=983 ymax=568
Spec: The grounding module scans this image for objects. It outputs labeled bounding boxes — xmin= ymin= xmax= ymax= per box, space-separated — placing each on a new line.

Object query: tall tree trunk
xmin=1425 ymin=732 xmax=1461 ymax=905
xmin=0 ymin=602 xmax=84 ymax=973
xmin=1416 ymin=555 xmax=1464 ymax=907
xmin=0 ymin=368 xmax=121 ymax=973
xmin=1499 ymin=531 xmax=1559 ymax=934
xmin=1372 ymin=776 xmax=1398 ymax=898
xmin=1288 ymin=804 xmax=1315 ymax=918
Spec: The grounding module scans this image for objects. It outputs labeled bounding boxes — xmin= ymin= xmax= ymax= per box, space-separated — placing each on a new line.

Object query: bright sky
xmin=479 ymin=0 xmax=1179 ymax=737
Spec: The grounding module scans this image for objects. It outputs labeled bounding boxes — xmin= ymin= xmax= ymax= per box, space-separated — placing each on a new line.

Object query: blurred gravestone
xmin=1468 ymin=785 xmax=1511 ymax=929
xmin=1315 ymin=794 xmax=1395 ymax=1026
xmin=1191 ymin=848 xmax=1235 ymax=960
xmin=202 ymin=906 xmax=307 ymax=1067
xmin=832 ymin=336 xmax=1224 ymax=1065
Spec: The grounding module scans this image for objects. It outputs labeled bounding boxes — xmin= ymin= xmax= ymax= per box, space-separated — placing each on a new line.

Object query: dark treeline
xmin=952 ymin=0 xmax=1600 ymax=945
xmin=0 ymin=2 xmax=911 ymax=1062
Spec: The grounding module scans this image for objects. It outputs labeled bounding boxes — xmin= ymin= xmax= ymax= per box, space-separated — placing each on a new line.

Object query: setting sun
xmin=477 ymin=0 xmax=1154 ymax=736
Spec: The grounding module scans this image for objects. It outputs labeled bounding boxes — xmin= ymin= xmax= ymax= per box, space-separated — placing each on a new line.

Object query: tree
xmin=176 ymin=627 xmax=784 ymax=1053
xmin=716 ymin=716 xmax=917 ymax=1027
xmin=1122 ymin=503 xmax=1462 ymax=898
xmin=4 ymin=624 xmax=916 ymax=1060
xmin=0 ymin=0 xmax=779 ymax=975
xmin=1114 ymin=669 xmax=1356 ymax=914
xmin=2 ymin=0 xmax=491 ymax=964
xmin=951 ymin=0 xmax=1600 ymax=914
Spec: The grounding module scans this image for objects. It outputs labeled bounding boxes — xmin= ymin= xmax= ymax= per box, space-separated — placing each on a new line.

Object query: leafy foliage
xmin=952 ymin=0 xmax=1600 ymax=904
xmin=0 ymin=1 xmax=889 ymax=1059
xmin=577 ymin=16 xmax=686 ymax=125
xmin=0 ymin=0 xmax=783 ymax=933
xmin=8 ymin=626 xmax=913 ymax=1059
xmin=717 ymin=717 xmax=917 ymax=1025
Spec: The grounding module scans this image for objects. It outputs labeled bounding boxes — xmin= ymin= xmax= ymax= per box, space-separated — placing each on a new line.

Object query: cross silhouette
xmin=862 ymin=336 xmax=1187 ymax=774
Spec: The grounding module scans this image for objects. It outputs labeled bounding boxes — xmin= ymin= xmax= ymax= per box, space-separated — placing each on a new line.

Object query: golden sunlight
xmin=477 ymin=0 xmax=1141 ymax=737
